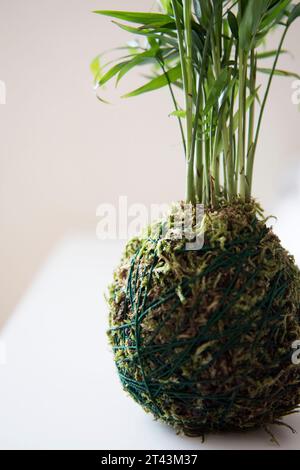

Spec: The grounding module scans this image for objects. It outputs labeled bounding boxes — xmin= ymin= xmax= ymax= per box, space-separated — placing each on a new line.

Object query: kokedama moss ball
xmin=107 ymin=200 xmax=300 ymax=436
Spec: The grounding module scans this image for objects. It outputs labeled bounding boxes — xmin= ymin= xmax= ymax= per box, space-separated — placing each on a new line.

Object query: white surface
xmin=0 ymin=224 xmax=300 ymax=450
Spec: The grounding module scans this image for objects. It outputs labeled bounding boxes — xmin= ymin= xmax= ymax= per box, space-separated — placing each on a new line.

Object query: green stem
xmin=209 ymin=108 xmax=216 ymax=206
xmin=194 ymin=88 xmax=203 ymax=201
xmin=171 ymin=0 xmax=194 ymax=203
xmin=195 ymin=137 xmax=203 ymax=202
xmin=183 ymin=0 xmax=195 ymax=203
xmin=222 ymin=103 xmax=233 ymax=199
xmin=230 ymin=44 xmax=238 ymax=195
xmin=245 ymin=49 xmax=256 ymax=200
xmin=212 ymin=108 xmax=222 ymax=193
xmin=204 ymin=110 xmax=210 ymax=205
xmin=191 ymin=15 xmax=213 ymax=204
xmin=237 ymin=47 xmax=247 ymax=200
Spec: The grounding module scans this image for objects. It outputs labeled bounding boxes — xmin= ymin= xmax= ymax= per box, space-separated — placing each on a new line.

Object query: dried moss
xmin=107 ymin=199 xmax=300 ymax=436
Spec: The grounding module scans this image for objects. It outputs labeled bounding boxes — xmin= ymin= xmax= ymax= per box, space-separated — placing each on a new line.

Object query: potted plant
xmin=93 ymin=0 xmax=300 ymax=437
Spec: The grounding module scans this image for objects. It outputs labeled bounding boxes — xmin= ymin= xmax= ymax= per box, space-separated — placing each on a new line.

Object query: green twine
xmin=107 ymin=201 xmax=300 ymax=435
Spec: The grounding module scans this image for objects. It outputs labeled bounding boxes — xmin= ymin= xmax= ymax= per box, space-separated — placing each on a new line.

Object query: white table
xmin=0 ymin=214 xmax=300 ymax=449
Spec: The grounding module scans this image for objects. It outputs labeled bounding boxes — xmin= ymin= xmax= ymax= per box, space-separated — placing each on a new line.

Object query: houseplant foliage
xmin=94 ymin=1 xmax=300 ymax=436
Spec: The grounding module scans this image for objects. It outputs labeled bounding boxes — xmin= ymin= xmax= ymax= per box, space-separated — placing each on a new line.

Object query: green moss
xmin=107 ymin=199 xmax=300 ymax=436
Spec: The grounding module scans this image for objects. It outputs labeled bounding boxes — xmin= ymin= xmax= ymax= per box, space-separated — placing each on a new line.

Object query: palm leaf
xmin=122 ymin=64 xmax=182 ymax=98
xmin=94 ymin=10 xmax=172 ymax=26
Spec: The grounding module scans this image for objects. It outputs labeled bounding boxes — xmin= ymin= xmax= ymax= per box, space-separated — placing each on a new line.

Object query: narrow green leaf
xmin=93 ymin=10 xmax=172 ymax=26
xmin=287 ymin=3 xmax=300 ymax=25
xmin=239 ymin=0 xmax=269 ymax=50
xmin=203 ymin=69 xmax=229 ymax=114
xmin=158 ymin=0 xmax=172 ymax=15
xmin=112 ymin=20 xmax=176 ymax=38
xmin=169 ymin=109 xmax=186 ymax=118
xmin=219 ymin=78 xmax=237 ymax=110
xmin=257 ymin=67 xmax=300 ymax=79
xmin=122 ymin=64 xmax=182 ymax=98
xmin=96 ymin=94 xmax=110 ymax=105
xmin=260 ymin=0 xmax=291 ymax=30
xmin=98 ymin=61 xmax=129 ymax=86
xmin=196 ymin=0 xmax=212 ymax=28
xmin=116 ymin=49 xmax=159 ymax=84
xmin=216 ymin=92 xmax=257 ymax=155
xmin=256 ymin=49 xmax=287 ymax=59
xmin=90 ymin=55 xmax=102 ymax=82
xmin=227 ymin=11 xmax=239 ymax=40
xmin=193 ymin=0 xmax=201 ymax=20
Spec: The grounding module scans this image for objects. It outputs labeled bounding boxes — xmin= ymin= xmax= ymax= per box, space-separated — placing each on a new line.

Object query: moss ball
xmin=107 ymin=200 xmax=300 ymax=436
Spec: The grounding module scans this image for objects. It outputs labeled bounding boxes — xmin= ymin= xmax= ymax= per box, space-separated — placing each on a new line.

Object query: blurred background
xmin=0 ymin=0 xmax=299 ymax=328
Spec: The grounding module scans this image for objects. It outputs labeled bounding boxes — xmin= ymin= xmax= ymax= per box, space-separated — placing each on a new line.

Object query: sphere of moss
xmin=107 ymin=200 xmax=300 ymax=436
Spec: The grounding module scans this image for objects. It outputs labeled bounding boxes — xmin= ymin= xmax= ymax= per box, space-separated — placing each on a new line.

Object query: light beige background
xmin=0 ymin=0 xmax=299 ymax=327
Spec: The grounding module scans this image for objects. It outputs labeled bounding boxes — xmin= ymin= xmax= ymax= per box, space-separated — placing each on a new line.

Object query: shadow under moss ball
xmin=107 ymin=200 xmax=300 ymax=436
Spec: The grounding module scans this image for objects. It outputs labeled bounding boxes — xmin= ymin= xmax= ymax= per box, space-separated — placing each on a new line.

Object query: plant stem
xmin=211 ymin=109 xmax=222 ymax=203
xmin=191 ymin=13 xmax=213 ymax=203
xmin=245 ymin=49 xmax=256 ymax=200
xmin=230 ymin=44 xmax=238 ymax=196
xmin=171 ymin=0 xmax=195 ymax=203
xmin=195 ymin=137 xmax=203 ymax=202
xmin=194 ymin=87 xmax=203 ymax=201
xmin=237 ymin=46 xmax=247 ymax=200
xmin=204 ymin=116 xmax=210 ymax=205
xmin=222 ymin=104 xmax=233 ymax=199
xmin=183 ymin=0 xmax=195 ymax=203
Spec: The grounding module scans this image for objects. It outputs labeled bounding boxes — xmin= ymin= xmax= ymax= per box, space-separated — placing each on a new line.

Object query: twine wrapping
xmin=107 ymin=201 xmax=300 ymax=435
